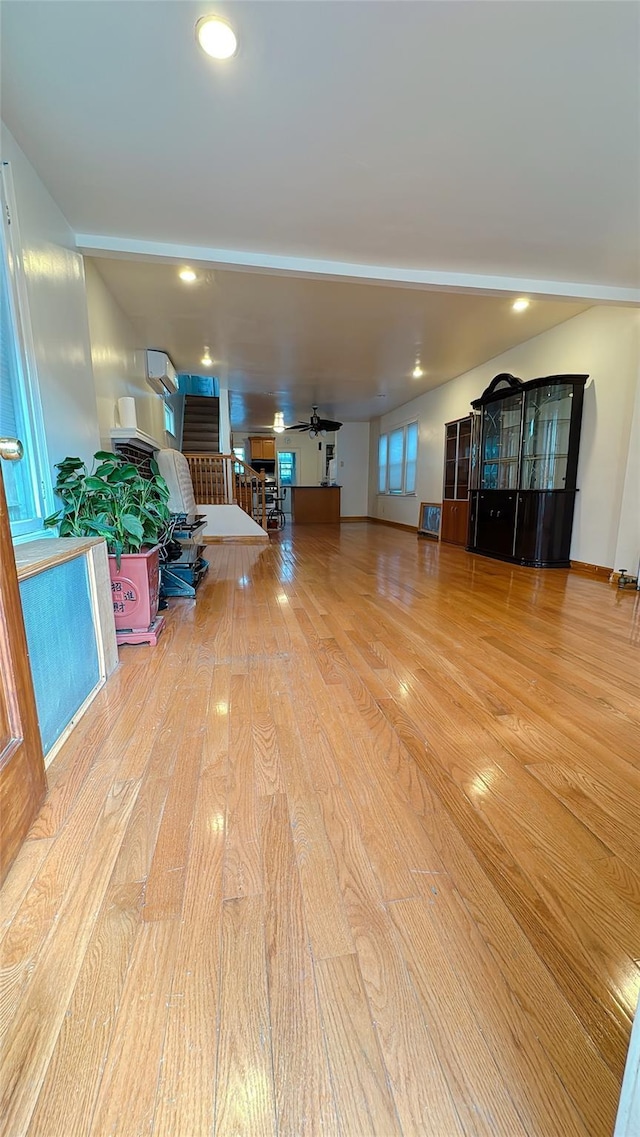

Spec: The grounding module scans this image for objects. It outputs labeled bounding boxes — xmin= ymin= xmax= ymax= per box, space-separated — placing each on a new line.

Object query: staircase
xmin=181 ymin=395 xmax=220 ymax=453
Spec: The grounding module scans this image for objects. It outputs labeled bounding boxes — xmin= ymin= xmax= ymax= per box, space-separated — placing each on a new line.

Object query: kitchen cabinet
xmin=467 ymin=372 xmax=587 ymax=567
xmin=248 ymin=436 xmax=276 ymax=462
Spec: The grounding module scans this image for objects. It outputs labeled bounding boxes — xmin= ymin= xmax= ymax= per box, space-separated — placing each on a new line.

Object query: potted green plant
xmin=45 ymin=451 xmax=172 ymax=639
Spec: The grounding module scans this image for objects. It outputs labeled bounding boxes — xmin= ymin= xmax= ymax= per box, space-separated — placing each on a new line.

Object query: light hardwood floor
xmin=1 ymin=523 xmax=639 ymax=1136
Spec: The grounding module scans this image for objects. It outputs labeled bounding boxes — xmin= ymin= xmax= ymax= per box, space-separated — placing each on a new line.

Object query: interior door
xmin=0 ymin=449 xmax=46 ymax=886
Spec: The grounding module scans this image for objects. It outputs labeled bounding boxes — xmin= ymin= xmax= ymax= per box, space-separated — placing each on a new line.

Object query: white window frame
xmin=163 ymin=397 xmax=176 ymax=439
xmin=1 ymin=161 xmax=52 ymax=541
xmin=377 ymin=420 xmax=419 ymax=497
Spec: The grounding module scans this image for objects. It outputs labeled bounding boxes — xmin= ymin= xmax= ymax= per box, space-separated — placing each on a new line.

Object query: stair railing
xmin=183 ymin=453 xmax=267 ymax=528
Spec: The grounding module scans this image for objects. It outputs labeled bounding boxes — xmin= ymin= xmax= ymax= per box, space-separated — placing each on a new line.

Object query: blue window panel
xmin=20 ymin=557 xmax=100 ymax=755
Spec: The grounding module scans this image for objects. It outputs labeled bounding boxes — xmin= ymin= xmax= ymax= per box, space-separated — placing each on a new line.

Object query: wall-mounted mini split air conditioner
xmin=146 ymin=349 xmax=178 ymax=395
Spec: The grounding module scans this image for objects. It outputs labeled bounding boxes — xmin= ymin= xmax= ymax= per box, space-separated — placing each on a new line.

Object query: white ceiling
xmin=90 ymin=255 xmax=589 ymax=430
xmin=2 ymin=0 xmax=639 ymax=290
xmin=1 ymin=1 xmax=636 ymax=430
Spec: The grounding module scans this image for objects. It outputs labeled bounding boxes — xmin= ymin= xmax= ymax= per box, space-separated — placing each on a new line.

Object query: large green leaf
xmin=55 ymin=457 xmax=84 ymax=472
xmin=86 ymin=520 xmax=116 ymax=539
xmin=108 ymin=464 xmax=139 ymax=483
xmin=121 ymin=513 xmax=144 ymax=542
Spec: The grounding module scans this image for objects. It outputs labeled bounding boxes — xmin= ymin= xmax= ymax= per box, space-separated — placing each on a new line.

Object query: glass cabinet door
xmin=522 ymin=383 xmax=573 ymax=490
xmin=481 ymin=393 xmax=522 ymax=490
xmin=444 ymin=422 xmax=458 ymax=499
xmin=456 ymin=418 xmax=471 ymax=498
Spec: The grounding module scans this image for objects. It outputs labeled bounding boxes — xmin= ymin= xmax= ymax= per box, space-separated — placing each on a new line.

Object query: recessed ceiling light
xmin=273 ymin=412 xmax=285 ymax=434
xmin=512 ymin=298 xmax=530 ymax=312
xmin=201 ymin=347 xmax=213 ymax=367
xmin=179 ymin=268 xmax=196 ymax=283
xmin=196 ymin=16 xmax=238 ymax=60
xmin=412 ymin=364 xmax=424 ymax=379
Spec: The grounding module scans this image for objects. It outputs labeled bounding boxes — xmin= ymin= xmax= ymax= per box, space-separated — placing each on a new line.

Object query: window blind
xmin=378 ymin=434 xmax=388 ymax=493
xmin=388 ymin=428 xmax=404 ymax=493
xmin=405 ymin=422 xmax=418 ymax=494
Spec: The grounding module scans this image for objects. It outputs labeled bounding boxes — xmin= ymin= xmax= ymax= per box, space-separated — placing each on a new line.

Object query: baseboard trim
xmin=340 ymin=516 xmax=369 ymax=522
xmin=570 ymin=559 xmax=614 ymax=580
xmin=368 ymin=516 xmax=418 ymax=534
xmin=203 ymin=535 xmax=269 ymax=544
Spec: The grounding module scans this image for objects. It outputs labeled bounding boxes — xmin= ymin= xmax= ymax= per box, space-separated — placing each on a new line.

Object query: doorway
xmin=277 ymin=451 xmax=298 ymax=516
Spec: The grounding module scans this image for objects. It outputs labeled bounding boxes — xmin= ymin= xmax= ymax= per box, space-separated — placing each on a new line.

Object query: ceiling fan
xmin=286 ymin=406 xmax=343 ymax=437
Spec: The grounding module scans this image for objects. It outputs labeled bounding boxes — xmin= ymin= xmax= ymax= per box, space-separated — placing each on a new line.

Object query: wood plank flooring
xmin=1 ymin=523 xmax=639 ymax=1136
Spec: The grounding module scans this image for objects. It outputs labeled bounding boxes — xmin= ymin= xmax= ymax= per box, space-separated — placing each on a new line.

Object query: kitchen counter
xmin=290 ymin=485 xmax=341 ymax=523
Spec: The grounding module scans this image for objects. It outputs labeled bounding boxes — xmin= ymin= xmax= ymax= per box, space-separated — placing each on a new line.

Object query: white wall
xmin=1 ymin=123 xmax=100 ymax=475
xmin=336 ymin=422 xmax=370 ymax=516
xmin=369 ymin=306 xmax=639 ymax=568
xmin=84 ymin=259 xmax=166 ymax=448
xmin=613 ymin=365 xmax=640 ymax=573
xmin=217 ymin=378 xmax=231 ymax=453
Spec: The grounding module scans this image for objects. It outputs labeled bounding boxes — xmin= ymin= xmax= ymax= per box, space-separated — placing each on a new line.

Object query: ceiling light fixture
xmin=412 ymin=363 xmax=424 ymax=379
xmin=179 ymin=268 xmax=196 ymax=283
xmin=196 ymin=15 xmax=238 ymax=60
xmin=273 ymin=411 xmax=285 ymax=434
xmin=201 ymin=347 xmax=213 ymax=367
xmin=512 ymin=298 xmax=530 ymax=312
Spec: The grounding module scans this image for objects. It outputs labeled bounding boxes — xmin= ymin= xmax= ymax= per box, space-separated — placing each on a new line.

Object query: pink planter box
xmin=108 ymin=545 xmax=160 ymax=633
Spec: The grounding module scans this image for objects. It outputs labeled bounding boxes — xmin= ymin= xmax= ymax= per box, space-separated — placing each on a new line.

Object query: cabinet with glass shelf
xmin=441 ymin=416 xmax=471 ymax=545
xmin=468 ymin=372 xmax=587 ymax=567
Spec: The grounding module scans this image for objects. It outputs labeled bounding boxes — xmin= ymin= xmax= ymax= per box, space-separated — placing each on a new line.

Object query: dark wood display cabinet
xmin=441 ymin=417 xmax=471 ymax=545
xmin=467 ymin=372 xmax=587 ymax=568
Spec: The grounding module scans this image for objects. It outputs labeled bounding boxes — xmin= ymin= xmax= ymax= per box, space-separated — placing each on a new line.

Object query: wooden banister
xmin=183 ymin=453 xmax=267 ymax=527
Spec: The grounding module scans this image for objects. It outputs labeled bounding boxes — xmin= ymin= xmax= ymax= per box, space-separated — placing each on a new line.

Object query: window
xmin=378 ymin=434 xmax=388 ymax=493
xmin=388 ymin=428 xmax=404 ymax=493
xmin=378 ymin=421 xmax=419 ymax=496
xmin=1 ymin=163 xmax=50 ymax=539
xmin=404 ymin=421 xmax=418 ymax=494
xmin=233 ymin=446 xmax=245 ymax=474
xmin=163 ymin=400 xmax=176 ymax=438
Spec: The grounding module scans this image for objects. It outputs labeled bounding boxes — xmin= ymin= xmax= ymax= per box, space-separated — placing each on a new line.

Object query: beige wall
xmin=240 ymin=431 xmax=335 ymax=486
xmin=84 ymin=259 xmax=166 ymax=449
xmin=369 ymin=306 xmax=639 ymax=569
xmin=1 ymin=123 xmax=100 ymax=475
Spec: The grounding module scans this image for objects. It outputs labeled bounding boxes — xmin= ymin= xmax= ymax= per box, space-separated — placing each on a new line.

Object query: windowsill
xmin=110 ymin=427 xmax=162 ymax=452
xmin=13 ymin=535 xmax=105 ymax=582
xmin=12 ymin=527 xmax=54 ymax=546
